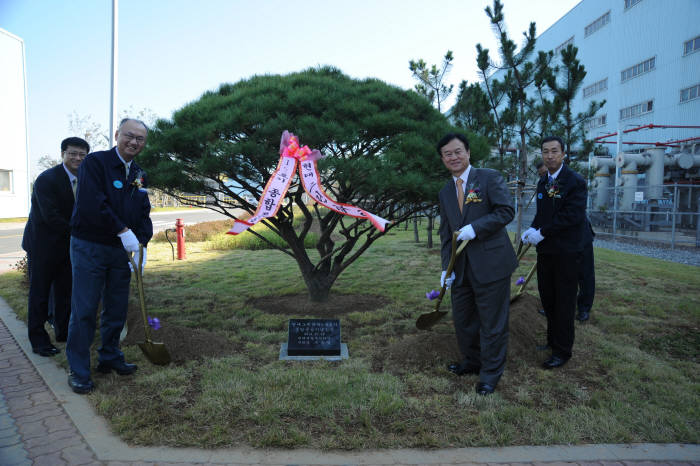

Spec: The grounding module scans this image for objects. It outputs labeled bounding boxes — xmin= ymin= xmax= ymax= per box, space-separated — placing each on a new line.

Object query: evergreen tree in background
xmin=139 ymin=67 xmax=488 ymax=302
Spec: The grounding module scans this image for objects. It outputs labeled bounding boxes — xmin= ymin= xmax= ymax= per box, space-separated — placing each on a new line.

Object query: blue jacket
xmin=70 ymin=147 xmax=152 ymax=247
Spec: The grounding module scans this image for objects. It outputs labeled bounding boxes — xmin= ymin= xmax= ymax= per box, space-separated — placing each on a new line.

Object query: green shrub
xmin=12 ymin=255 xmax=29 ymax=288
xmin=151 ymin=220 xmax=233 ymax=243
xmin=206 ymin=228 xmax=318 ymax=250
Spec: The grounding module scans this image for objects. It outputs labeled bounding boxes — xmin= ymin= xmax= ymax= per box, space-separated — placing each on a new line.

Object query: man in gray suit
xmin=438 ymin=133 xmax=518 ymax=396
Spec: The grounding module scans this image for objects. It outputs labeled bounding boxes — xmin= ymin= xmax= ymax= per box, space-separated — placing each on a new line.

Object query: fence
xmin=511 ymin=183 xmax=700 ymax=249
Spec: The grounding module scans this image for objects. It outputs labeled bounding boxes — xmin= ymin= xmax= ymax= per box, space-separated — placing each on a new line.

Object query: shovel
xmin=510 ymin=241 xmax=535 ymax=303
xmin=128 ymin=245 xmax=171 ymax=365
xmin=416 ymin=232 xmax=469 ymax=330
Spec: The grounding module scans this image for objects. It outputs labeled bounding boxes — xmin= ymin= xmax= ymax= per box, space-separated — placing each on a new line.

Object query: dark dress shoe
xmin=538 ymin=308 xmax=546 ymax=316
xmin=475 ymin=382 xmax=496 ymax=395
xmin=542 ymin=355 xmax=570 ymax=369
xmin=32 ymin=345 xmax=60 ymax=357
xmin=447 ymin=362 xmax=480 ymax=376
xmin=96 ymin=360 xmax=138 ymax=375
xmin=536 ymin=344 xmax=551 ymax=351
xmin=68 ymin=373 xmax=94 ymax=394
xmin=576 ymin=311 xmax=590 ymax=322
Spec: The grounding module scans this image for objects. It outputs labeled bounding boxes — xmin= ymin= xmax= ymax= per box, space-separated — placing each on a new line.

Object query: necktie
xmin=548 ymin=175 xmax=554 ymax=184
xmin=125 ymin=163 xmax=130 ymax=179
xmin=71 ymin=179 xmax=77 ymax=199
xmin=456 ymin=179 xmax=464 ymax=214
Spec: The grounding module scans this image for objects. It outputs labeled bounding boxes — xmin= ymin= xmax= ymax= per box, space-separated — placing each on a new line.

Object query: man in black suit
xmin=438 ymin=133 xmax=518 ymax=396
xmin=522 ymin=136 xmax=587 ymax=369
xmin=22 ymin=137 xmax=89 ymax=356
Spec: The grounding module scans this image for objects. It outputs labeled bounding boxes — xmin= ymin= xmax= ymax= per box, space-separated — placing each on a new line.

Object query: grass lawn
xmin=0 ymin=226 xmax=698 ymax=449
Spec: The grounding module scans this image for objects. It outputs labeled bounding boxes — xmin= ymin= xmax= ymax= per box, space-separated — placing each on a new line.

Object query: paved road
xmin=0 ymin=209 xmax=233 ymax=274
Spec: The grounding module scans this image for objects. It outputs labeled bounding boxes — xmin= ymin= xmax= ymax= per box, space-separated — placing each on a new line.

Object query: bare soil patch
xmin=124 ymin=290 xmax=603 ymax=406
xmin=124 ymin=309 xmax=239 ymax=364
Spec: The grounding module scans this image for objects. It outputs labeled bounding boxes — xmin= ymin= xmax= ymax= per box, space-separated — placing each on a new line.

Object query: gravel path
xmin=593 ymin=237 xmax=700 ymax=267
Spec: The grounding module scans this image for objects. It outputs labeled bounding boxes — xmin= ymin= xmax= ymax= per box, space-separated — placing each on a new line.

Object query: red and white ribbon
xmin=228 ymin=131 xmax=390 ymax=236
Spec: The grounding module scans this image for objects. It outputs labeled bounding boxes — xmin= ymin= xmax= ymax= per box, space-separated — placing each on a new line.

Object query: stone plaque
xmin=287 ymin=319 xmax=341 ymax=356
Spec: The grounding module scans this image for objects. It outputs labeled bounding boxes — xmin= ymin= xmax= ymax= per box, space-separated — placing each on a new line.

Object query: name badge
xmin=113 ymin=180 xmax=123 ymax=189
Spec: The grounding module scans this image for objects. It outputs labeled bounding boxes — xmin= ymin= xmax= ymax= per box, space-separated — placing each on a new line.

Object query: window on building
xmin=680 ymin=84 xmax=700 ymax=103
xmin=621 ymin=57 xmax=655 ymax=82
xmin=683 ymin=35 xmax=700 ymax=56
xmin=620 ymin=100 xmax=653 ymax=120
xmin=584 ymin=114 xmax=607 ymax=130
xmin=0 ymin=170 xmax=11 ymax=192
xmin=584 ymin=11 xmax=610 ymax=37
xmin=555 ymin=36 xmax=575 ymax=56
xmin=583 ymin=78 xmax=608 ymax=98
xmin=624 ymin=0 xmax=642 ymax=9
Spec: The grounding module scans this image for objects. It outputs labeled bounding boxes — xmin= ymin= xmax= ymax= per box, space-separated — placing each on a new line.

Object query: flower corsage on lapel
xmin=545 ymin=178 xmax=562 ymax=199
xmin=130 ymin=169 xmax=146 ymax=196
xmin=465 ymin=182 xmax=483 ymax=204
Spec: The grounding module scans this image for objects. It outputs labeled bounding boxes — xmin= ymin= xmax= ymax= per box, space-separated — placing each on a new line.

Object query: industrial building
xmin=0 ymin=28 xmax=30 ymax=219
xmin=495 ymin=0 xmax=699 ymax=246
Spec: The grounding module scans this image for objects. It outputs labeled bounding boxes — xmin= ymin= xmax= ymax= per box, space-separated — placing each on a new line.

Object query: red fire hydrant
xmin=175 ymin=218 xmax=186 ymax=260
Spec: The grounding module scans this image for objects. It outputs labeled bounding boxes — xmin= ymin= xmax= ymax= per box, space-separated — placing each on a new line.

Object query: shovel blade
xmin=415 ymin=310 xmax=448 ymax=330
xmin=138 ymin=341 xmax=171 ymax=365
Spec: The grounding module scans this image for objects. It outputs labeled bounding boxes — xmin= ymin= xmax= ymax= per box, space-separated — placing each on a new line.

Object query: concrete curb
xmin=0 ymin=297 xmax=698 ymax=465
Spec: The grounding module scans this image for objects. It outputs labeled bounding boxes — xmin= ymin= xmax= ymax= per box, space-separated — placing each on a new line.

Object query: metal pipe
xmin=671 ymin=184 xmax=678 ymax=250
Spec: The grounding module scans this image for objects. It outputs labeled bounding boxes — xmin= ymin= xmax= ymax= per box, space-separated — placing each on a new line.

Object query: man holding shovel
xmin=66 ymin=118 xmax=152 ymax=394
xmin=437 ymin=133 xmax=517 ymax=396
xmin=522 ymin=136 xmax=587 ymax=370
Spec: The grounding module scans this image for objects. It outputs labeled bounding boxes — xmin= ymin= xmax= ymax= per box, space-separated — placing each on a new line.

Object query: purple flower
xmin=426 ymin=289 xmax=440 ymax=300
xmin=516 ymin=276 xmax=525 ymax=285
xmin=148 ymin=317 xmax=161 ymax=331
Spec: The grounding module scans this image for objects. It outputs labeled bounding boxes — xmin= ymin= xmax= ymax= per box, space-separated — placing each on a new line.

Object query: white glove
xmin=521 ymin=227 xmax=536 ymax=244
xmin=118 ymin=229 xmax=139 ymax=252
xmin=457 ymin=224 xmax=476 ymax=242
xmin=129 ymin=248 xmax=147 ymax=273
xmin=440 ymin=270 xmax=455 ymax=289
xmin=529 ymin=229 xmax=545 ymax=245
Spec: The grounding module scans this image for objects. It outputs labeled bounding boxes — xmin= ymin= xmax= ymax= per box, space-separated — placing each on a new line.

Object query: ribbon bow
xmin=228 ymin=131 xmax=390 ymax=236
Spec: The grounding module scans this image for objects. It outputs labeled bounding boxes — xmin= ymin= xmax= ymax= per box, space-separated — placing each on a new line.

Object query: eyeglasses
xmin=441 ymin=149 xmax=466 ymax=159
xmin=65 ymin=151 xmax=87 ymax=158
xmin=122 ymin=133 xmax=146 ymax=144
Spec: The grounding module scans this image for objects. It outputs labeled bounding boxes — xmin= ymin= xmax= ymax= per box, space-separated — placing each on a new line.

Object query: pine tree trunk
xmin=426 ymin=215 xmax=434 ymax=249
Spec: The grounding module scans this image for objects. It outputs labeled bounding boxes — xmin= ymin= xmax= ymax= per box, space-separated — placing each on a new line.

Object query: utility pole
xmin=109 ymin=0 xmax=118 ymax=147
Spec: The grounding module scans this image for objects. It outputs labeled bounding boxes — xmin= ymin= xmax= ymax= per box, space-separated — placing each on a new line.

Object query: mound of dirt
xmin=373 ymin=293 xmax=546 ymax=374
xmin=123 ymin=306 xmax=238 ymax=364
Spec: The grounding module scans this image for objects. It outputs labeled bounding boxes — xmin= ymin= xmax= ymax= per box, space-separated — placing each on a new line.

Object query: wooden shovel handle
xmin=434 ymin=232 xmax=469 ymax=311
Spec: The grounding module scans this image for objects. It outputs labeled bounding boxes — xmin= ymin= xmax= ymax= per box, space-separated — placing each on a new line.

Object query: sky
xmin=1 ymin=0 xmax=580 ymax=177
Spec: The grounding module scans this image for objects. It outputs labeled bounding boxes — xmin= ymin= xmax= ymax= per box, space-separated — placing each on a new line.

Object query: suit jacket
xmin=439 ymin=167 xmax=517 ymax=286
xmin=70 ymin=147 xmax=153 ymax=247
xmin=22 ymin=164 xmax=75 ymax=260
xmin=531 ymin=164 xmax=587 ymax=254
